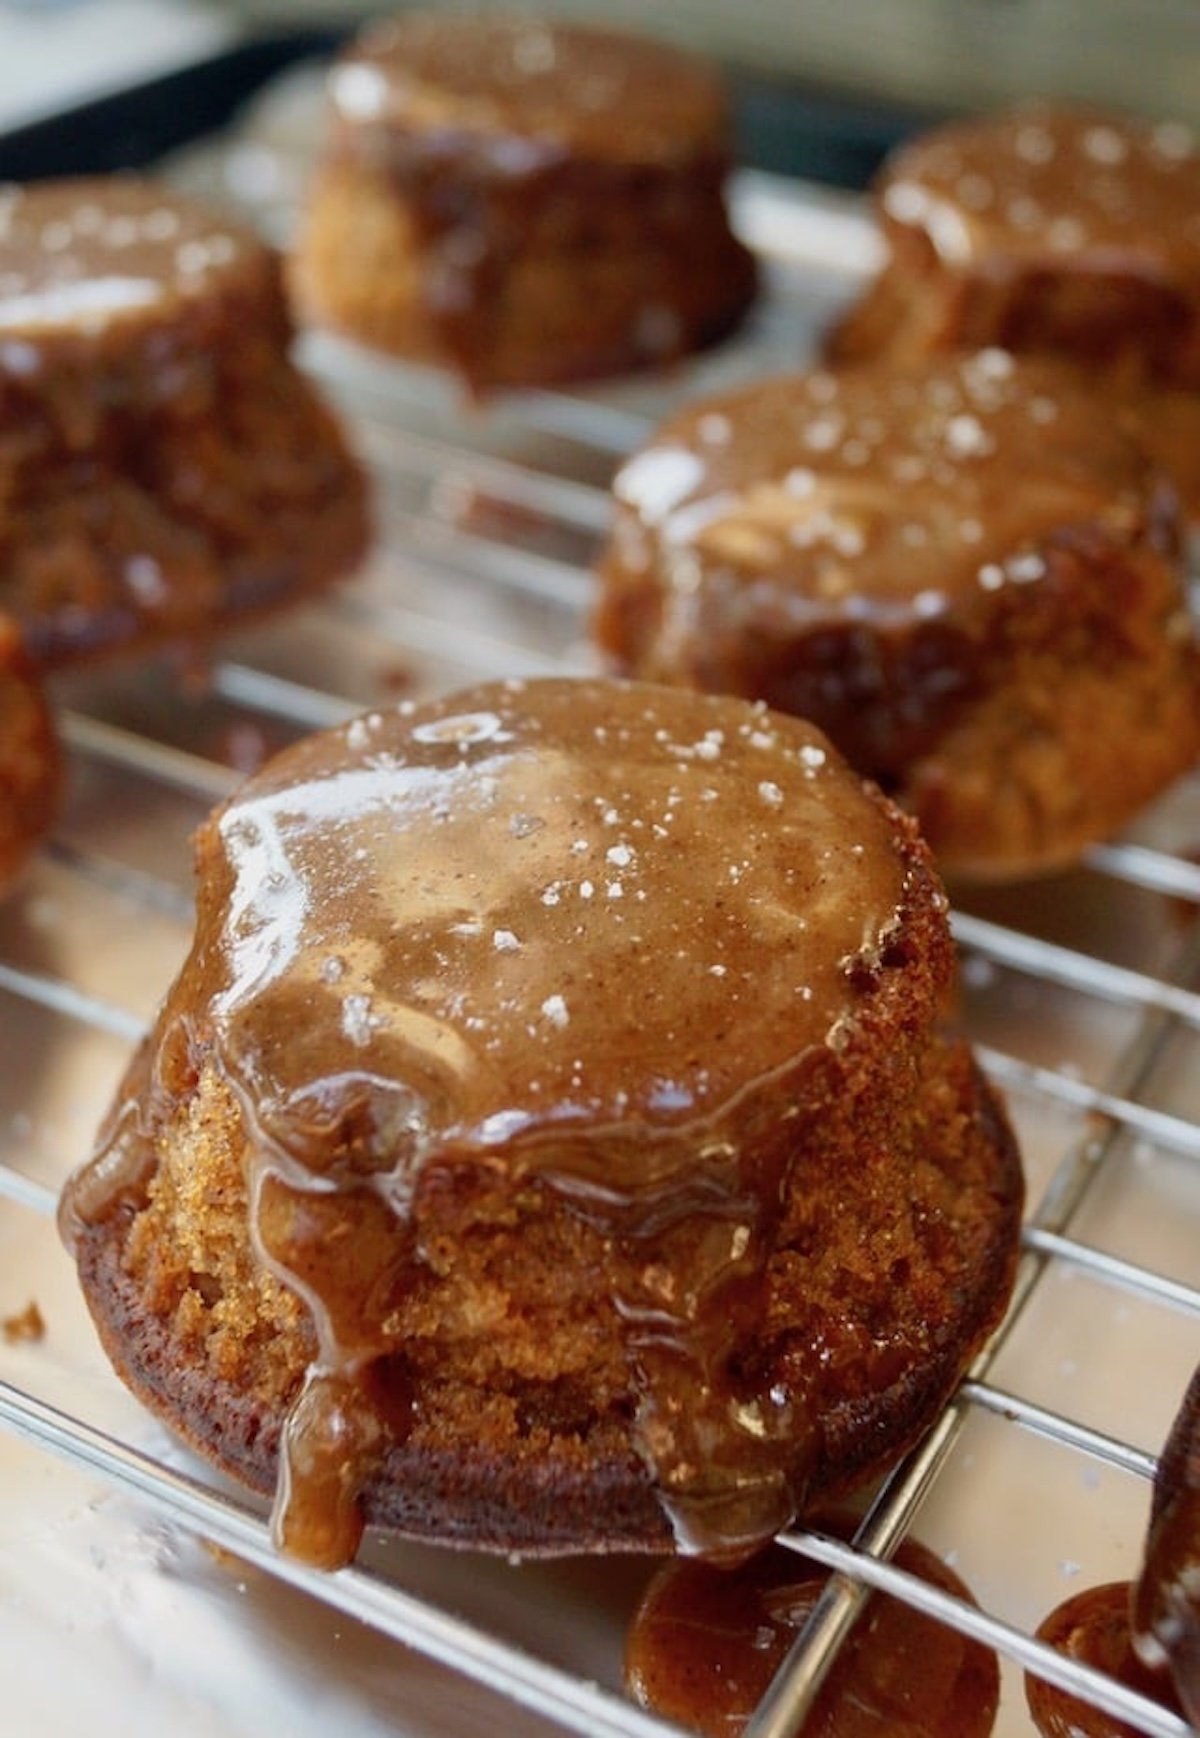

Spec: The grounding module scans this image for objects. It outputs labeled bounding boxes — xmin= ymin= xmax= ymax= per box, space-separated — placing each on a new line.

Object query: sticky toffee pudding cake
xmin=826 ymin=105 xmax=1200 ymax=519
xmin=291 ymin=13 xmax=758 ymax=391
xmin=0 ymin=614 xmax=59 ymax=892
xmin=594 ymin=353 xmax=1200 ymax=880
xmin=60 ymin=678 xmax=1022 ymax=1568
xmin=0 ymin=177 xmax=369 ymax=667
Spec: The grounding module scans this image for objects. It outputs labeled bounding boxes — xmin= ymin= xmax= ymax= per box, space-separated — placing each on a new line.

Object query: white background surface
xmin=0 ymin=1 xmax=228 ymax=132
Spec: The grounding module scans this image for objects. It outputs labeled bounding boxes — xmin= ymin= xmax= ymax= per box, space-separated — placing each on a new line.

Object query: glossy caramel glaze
xmin=828 ymin=105 xmax=1200 ymax=404
xmin=0 ymin=177 xmax=267 ymax=346
xmin=0 ymin=176 xmax=369 ymax=667
xmin=1133 ymin=1363 xmax=1200 ymax=1724
xmin=626 ymin=1521 xmax=1000 ymax=1737
xmin=1027 ymin=1582 xmax=1184 ymax=1738
xmin=62 ymin=677 xmax=961 ymax=1566
xmin=877 ymin=106 xmax=1199 ymax=279
xmin=329 ymin=12 xmax=730 ymax=166
xmin=595 ymin=351 xmax=1186 ymax=783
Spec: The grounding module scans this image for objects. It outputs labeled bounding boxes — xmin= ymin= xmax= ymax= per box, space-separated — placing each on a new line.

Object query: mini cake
xmin=0 ymin=614 xmax=59 ymax=891
xmin=594 ymin=352 xmax=1199 ymax=880
xmin=60 ymin=678 xmax=1023 ymax=1568
xmin=826 ymin=105 xmax=1200 ymax=518
xmin=291 ymin=13 xmax=758 ymax=391
xmin=0 ymin=176 xmax=369 ymax=667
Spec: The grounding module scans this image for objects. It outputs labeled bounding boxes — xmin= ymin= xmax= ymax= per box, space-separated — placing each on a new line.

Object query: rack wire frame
xmin=1 ymin=140 xmax=1198 ymax=1738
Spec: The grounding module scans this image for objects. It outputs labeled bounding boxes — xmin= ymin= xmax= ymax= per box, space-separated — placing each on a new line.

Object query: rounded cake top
xmin=0 ymin=176 xmax=268 ymax=346
xmin=329 ymin=12 xmax=731 ymax=166
xmin=169 ymin=678 xmax=928 ymax=1196
xmin=610 ymin=351 xmax=1174 ymax=625
xmin=878 ymin=104 xmax=1200 ymax=278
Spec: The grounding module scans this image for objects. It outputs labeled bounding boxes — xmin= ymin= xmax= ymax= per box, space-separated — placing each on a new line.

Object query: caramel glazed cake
xmin=291 ymin=13 xmax=758 ymax=390
xmin=594 ymin=351 xmax=1200 ymax=880
xmin=826 ymin=104 xmax=1200 ymax=520
xmin=60 ymin=678 xmax=1023 ymax=1570
xmin=0 ymin=177 xmax=369 ymax=667
xmin=0 ymin=612 xmax=60 ymax=893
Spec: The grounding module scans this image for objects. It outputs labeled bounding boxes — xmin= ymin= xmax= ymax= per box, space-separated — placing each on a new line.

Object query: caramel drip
xmin=1133 ymin=1363 xmax=1200 ymax=1723
xmin=272 ymin=1371 xmax=391 ymax=1570
xmin=62 ymin=678 xmax=913 ymax=1564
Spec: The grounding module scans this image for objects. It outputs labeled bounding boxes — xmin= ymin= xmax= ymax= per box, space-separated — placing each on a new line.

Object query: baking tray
xmin=1 ymin=28 xmax=1198 ymax=1738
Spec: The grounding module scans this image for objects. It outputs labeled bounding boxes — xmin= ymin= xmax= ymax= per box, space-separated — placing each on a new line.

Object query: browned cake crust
xmin=0 ymin=177 xmax=370 ymax=667
xmin=291 ymin=14 xmax=757 ymax=390
xmin=594 ymin=354 xmax=1200 ymax=880
xmin=827 ymin=105 xmax=1200 ymax=518
xmin=0 ymin=614 xmax=59 ymax=889
xmin=61 ymin=679 xmax=1022 ymax=1564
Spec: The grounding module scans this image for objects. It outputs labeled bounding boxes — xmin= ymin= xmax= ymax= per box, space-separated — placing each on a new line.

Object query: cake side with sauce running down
xmin=60 ymin=677 xmax=1023 ymax=1568
xmin=594 ymin=352 xmax=1200 ymax=880
xmin=0 ymin=175 xmax=370 ymax=667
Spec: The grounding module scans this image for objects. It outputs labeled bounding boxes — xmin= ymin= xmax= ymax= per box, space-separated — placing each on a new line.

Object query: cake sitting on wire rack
xmin=291 ymin=12 xmax=758 ymax=391
xmin=593 ymin=352 xmax=1200 ymax=881
xmin=60 ymin=677 xmax=1023 ymax=1569
xmin=0 ymin=176 xmax=370 ymax=668
xmin=826 ymin=103 xmax=1200 ymax=522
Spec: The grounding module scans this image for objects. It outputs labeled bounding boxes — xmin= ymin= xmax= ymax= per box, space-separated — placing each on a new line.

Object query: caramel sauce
xmin=0 ymin=178 xmax=264 ymax=348
xmin=625 ymin=1521 xmax=1000 ymax=1736
xmin=610 ymin=352 xmax=1169 ymax=619
xmin=1133 ymin=1363 xmax=1200 ymax=1724
xmin=1027 ymin=1581 xmax=1184 ymax=1738
xmin=880 ymin=106 xmax=1200 ymax=274
xmin=330 ymin=14 xmax=730 ymax=167
xmin=323 ymin=14 xmax=748 ymax=385
xmin=61 ymin=679 xmax=916 ymax=1565
xmin=599 ymin=352 xmax=1183 ymax=780
xmin=272 ymin=1370 xmax=389 ymax=1569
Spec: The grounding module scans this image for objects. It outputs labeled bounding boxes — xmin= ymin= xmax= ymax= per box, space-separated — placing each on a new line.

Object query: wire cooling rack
xmin=1 ymin=92 xmax=1199 ymax=1738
